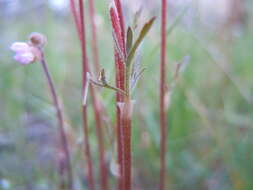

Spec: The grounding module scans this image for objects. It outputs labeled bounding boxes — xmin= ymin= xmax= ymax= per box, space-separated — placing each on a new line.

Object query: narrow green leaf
xmin=127 ymin=16 xmax=156 ymax=65
xmin=126 ymin=27 xmax=133 ymax=54
xmin=133 ymin=8 xmax=142 ymax=30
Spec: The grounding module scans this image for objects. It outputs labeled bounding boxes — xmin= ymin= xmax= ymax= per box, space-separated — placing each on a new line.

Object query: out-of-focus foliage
xmin=0 ymin=0 xmax=253 ymax=189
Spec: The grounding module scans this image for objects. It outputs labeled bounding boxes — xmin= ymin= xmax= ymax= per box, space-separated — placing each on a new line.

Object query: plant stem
xmin=160 ymin=0 xmax=168 ymax=189
xmin=70 ymin=0 xmax=81 ymax=39
xmin=114 ymin=52 xmax=125 ymax=190
xmin=81 ymin=104 xmax=95 ymax=190
xmin=78 ymin=0 xmax=108 ymax=189
xmin=110 ymin=5 xmax=126 ymax=189
xmin=90 ymin=86 xmax=108 ymax=190
xmin=88 ymin=0 xmax=100 ymax=75
xmin=69 ymin=0 xmax=96 ymax=189
xmin=114 ymin=0 xmax=126 ymax=56
xmin=40 ymin=53 xmax=73 ymax=190
xmin=120 ymin=98 xmax=133 ymax=190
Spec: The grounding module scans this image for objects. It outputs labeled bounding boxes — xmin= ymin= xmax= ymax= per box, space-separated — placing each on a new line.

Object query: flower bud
xmin=29 ymin=32 xmax=47 ymax=47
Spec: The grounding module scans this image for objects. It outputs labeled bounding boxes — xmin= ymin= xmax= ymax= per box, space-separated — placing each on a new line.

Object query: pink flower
xmin=10 ymin=42 xmax=35 ymax=65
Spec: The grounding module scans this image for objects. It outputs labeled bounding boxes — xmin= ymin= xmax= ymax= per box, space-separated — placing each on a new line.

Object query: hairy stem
xmin=40 ymin=53 xmax=73 ymax=190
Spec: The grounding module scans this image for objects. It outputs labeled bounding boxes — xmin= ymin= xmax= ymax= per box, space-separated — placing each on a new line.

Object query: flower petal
xmin=10 ymin=42 xmax=30 ymax=53
xmin=14 ymin=52 xmax=35 ymax=65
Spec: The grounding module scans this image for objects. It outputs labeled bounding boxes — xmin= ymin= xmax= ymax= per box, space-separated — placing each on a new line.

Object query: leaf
xmin=133 ymin=8 xmax=142 ymax=30
xmin=131 ymin=67 xmax=146 ymax=90
xmin=126 ymin=27 xmax=133 ymax=54
xmin=169 ymin=56 xmax=191 ymax=95
xmin=173 ymin=55 xmax=190 ymax=81
xmin=127 ymin=16 xmax=156 ymax=65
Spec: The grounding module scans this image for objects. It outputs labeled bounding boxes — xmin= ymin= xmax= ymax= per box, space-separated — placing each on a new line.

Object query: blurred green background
xmin=1 ymin=0 xmax=253 ymax=189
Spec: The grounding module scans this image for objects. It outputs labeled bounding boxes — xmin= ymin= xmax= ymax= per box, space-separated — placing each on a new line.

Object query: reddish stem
xmin=160 ymin=0 xmax=168 ymax=189
xmin=90 ymin=86 xmax=108 ymax=190
xmin=78 ymin=0 xmax=108 ymax=190
xmin=114 ymin=0 xmax=126 ymax=56
xmin=122 ymin=121 xmax=131 ymax=190
xmin=40 ymin=54 xmax=73 ymax=190
xmin=69 ymin=0 xmax=81 ymax=40
xmin=110 ymin=5 xmax=126 ymax=190
xmin=87 ymin=1 xmax=109 ymax=188
xmin=88 ymin=0 xmax=100 ymax=75
xmin=81 ymin=105 xmax=95 ymax=190
xmin=69 ymin=0 xmax=95 ymax=189
xmin=121 ymin=101 xmax=132 ymax=190
xmin=115 ymin=52 xmax=125 ymax=190
xmin=78 ymin=0 xmax=88 ymax=85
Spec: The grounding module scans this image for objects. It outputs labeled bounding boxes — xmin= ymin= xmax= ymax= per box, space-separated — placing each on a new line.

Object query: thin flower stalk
xmin=160 ymin=0 xmax=168 ymax=189
xmin=11 ymin=33 xmax=75 ymax=190
xmin=40 ymin=52 xmax=73 ymax=190
xmin=11 ymin=35 xmax=74 ymax=190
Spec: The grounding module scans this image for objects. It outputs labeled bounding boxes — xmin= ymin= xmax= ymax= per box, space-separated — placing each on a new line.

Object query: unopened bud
xmin=29 ymin=32 xmax=47 ymax=47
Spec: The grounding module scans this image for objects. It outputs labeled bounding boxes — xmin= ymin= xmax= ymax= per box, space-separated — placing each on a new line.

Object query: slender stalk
xmin=160 ymin=0 xmax=168 ymax=189
xmin=110 ymin=5 xmax=126 ymax=190
xmin=116 ymin=105 xmax=124 ymax=190
xmin=120 ymin=99 xmax=133 ymax=190
xmin=88 ymin=0 xmax=100 ymax=75
xmin=40 ymin=53 xmax=73 ymax=190
xmin=69 ymin=0 xmax=81 ymax=39
xmin=81 ymin=105 xmax=95 ymax=190
xmin=69 ymin=1 xmax=96 ymax=189
xmin=78 ymin=0 xmax=108 ymax=189
xmin=90 ymin=86 xmax=108 ymax=190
